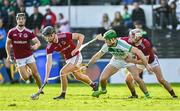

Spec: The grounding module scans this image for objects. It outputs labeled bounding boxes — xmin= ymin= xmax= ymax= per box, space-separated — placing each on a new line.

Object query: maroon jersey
xmin=8 ymin=27 xmax=36 ymax=59
xmin=120 ymin=37 xmax=154 ymax=63
xmin=46 ymin=32 xmax=79 ymax=60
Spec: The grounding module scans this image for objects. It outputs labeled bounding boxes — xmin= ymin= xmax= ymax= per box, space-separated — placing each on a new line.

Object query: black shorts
xmin=0 ymin=47 xmax=7 ymax=60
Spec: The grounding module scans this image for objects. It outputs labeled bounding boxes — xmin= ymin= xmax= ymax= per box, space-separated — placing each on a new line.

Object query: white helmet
xmin=129 ymin=29 xmax=143 ymax=39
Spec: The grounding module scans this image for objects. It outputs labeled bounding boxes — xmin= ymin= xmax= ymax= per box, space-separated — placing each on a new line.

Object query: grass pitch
xmin=0 ymin=83 xmax=180 ymax=110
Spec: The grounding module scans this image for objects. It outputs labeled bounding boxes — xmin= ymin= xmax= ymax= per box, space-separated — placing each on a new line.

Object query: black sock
xmin=6 ymin=68 xmax=13 ymax=81
xmin=131 ymin=90 xmax=137 ymax=96
xmin=90 ymin=82 xmax=95 ymax=88
xmin=169 ymin=90 xmax=176 ymax=96
xmin=60 ymin=92 xmax=66 ymax=97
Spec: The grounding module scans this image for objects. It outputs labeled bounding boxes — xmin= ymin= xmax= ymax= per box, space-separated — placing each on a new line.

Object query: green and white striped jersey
xmin=100 ymin=39 xmax=133 ymax=60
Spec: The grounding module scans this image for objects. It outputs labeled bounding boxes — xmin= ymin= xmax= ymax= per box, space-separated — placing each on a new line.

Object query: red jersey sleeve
xmin=143 ymin=39 xmax=153 ymax=55
xmin=46 ymin=44 xmax=53 ymax=54
xmin=29 ymin=31 xmax=36 ymax=40
xmin=7 ymin=30 xmax=13 ymax=39
xmin=65 ymin=32 xmax=72 ymax=41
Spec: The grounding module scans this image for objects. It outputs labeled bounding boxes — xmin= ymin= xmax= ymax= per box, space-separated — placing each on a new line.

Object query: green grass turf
xmin=0 ymin=83 xmax=180 ymax=110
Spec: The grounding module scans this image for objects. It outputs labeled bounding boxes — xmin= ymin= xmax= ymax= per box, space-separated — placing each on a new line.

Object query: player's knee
xmin=22 ymin=75 xmax=29 ymax=81
xmin=100 ymin=76 xmax=107 ymax=82
xmin=74 ymin=74 xmax=81 ymax=80
xmin=125 ymin=78 xmax=132 ymax=84
xmin=31 ymin=69 xmax=38 ymax=75
xmin=19 ymin=72 xmax=29 ymax=80
xmin=125 ymin=75 xmax=133 ymax=83
xmin=133 ymin=76 xmax=141 ymax=82
xmin=60 ymin=70 xmax=67 ymax=77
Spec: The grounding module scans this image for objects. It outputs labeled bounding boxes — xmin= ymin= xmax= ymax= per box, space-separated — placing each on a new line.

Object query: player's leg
xmin=25 ymin=55 xmax=42 ymax=88
xmin=72 ymin=67 xmax=98 ymax=91
xmin=127 ymin=65 xmax=150 ymax=98
xmin=16 ymin=56 xmax=32 ymax=81
xmin=54 ymin=63 xmax=76 ymax=100
xmin=125 ymin=73 xmax=138 ymax=98
xmin=92 ymin=64 xmax=119 ymax=98
xmin=100 ymin=64 xmax=119 ymax=91
xmin=26 ymin=66 xmax=34 ymax=83
xmin=125 ymin=66 xmax=144 ymax=98
xmin=18 ymin=66 xmax=31 ymax=81
xmin=54 ymin=53 xmax=89 ymax=99
xmin=153 ymin=66 xmax=177 ymax=98
xmin=27 ymin=62 xmax=42 ymax=89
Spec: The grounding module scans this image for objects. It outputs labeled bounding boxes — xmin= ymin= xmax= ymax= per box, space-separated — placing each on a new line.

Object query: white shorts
xmin=65 ymin=53 xmax=82 ymax=67
xmin=136 ymin=55 xmax=160 ymax=70
xmin=109 ymin=57 xmax=135 ymax=69
xmin=16 ymin=55 xmax=36 ymax=67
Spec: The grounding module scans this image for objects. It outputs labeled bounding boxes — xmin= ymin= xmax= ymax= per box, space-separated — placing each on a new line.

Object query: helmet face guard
xmin=129 ymin=29 xmax=143 ymax=43
xmin=129 ymin=29 xmax=143 ymax=39
xmin=103 ymin=29 xmax=117 ymax=40
xmin=135 ymin=32 xmax=143 ymax=39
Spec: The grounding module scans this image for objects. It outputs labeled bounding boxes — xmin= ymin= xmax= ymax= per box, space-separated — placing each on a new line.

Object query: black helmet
xmin=42 ymin=26 xmax=55 ymax=37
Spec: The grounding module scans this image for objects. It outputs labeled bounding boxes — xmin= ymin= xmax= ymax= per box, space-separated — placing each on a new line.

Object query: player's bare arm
xmin=131 ymin=47 xmax=153 ymax=73
xmin=88 ymin=51 xmax=105 ymax=66
xmin=125 ymin=54 xmax=149 ymax=65
xmin=44 ymin=54 xmax=53 ymax=82
xmin=5 ymin=38 xmax=12 ymax=62
xmin=31 ymin=38 xmax=41 ymax=50
xmin=95 ymin=34 xmax=105 ymax=41
xmin=71 ymin=33 xmax=84 ymax=56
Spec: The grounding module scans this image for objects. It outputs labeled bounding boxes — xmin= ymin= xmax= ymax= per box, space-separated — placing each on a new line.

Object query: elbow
xmin=79 ymin=34 xmax=85 ymax=43
xmin=5 ymin=42 xmax=10 ymax=48
xmin=81 ymin=34 xmax=85 ymax=40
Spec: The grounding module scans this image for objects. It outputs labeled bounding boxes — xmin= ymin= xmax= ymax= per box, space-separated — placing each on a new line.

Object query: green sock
xmin=144 ymin=92 xmax=150 ymax=97
xmin=101 ymin=86 xmax=106 ymax=91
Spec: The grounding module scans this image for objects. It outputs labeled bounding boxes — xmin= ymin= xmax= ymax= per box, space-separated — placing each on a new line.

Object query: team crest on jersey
xmin=24 ymin=33 xmax=28 ymax=38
